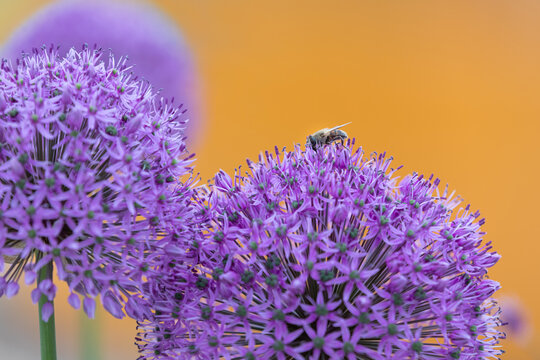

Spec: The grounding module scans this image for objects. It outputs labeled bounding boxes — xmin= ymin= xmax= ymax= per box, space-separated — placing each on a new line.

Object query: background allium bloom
xmin=1 ymin=0 xmax=199 ymax=144
xmin=498 ymin=296 xmax=531 ymax=346
xmin=0 ymin=47 xmax=193 ymax=320
xmin=138 ymin=143 xmax=504 ymax=359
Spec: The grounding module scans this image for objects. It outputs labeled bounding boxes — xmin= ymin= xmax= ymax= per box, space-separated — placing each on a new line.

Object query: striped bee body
xmin=306 ymin=122 xmax=351 ymax=150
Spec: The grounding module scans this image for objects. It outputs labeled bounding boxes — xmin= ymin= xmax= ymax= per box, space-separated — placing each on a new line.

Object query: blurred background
xmin=0 ymin=0 xmax=538 ymax=359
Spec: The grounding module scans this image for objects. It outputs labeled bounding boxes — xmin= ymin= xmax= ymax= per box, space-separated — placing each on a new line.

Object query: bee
xmin=306 ymin=122 xmax=351 ymax=150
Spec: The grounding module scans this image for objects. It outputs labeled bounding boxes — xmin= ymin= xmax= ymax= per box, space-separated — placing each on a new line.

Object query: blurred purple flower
xmin=1 ymin=0 xmax=199 ymax=145
xmin=499 ymin=296 xmax=531 ymax=346
xmin=0 ymin=47 xmax=193 ymax=320
xmin=137 ymin=142 xmax=505 ymax=359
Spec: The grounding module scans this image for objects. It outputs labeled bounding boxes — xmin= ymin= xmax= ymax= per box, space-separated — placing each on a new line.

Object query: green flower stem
xmin=81 ymin=308 xmax=101 ymax=360
xmin=38 ymin=262 xmax=57 ymax=360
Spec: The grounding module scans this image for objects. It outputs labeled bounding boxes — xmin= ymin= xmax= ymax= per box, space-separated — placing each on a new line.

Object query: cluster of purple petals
xmin=0 ymin=47 xmax=193 ymax=320
xmin=137 ymin=142 xmax=504 ymax=359
xmin=1 ymin=0 xmax=199 ymax=144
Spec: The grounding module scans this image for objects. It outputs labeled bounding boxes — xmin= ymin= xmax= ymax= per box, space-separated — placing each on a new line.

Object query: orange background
xmin=0 ymin=0 xmax=539 ymax=359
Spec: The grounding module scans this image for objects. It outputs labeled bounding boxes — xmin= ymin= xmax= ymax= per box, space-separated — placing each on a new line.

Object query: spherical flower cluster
xmin=137 ymin=142 xmax=504 ymax=359
xmin=0 ymin=47 xmax=192 ymax=320
xmin=1 ymin=1 xmax=199 ymax=143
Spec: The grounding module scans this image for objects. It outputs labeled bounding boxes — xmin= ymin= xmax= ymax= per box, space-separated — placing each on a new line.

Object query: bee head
xmin=306 ymin=135 xmax=316 ymax=150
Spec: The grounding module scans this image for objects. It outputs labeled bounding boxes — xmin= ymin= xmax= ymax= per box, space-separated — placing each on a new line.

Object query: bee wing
xmin=328 ymin=122 xmax=351 ymax=131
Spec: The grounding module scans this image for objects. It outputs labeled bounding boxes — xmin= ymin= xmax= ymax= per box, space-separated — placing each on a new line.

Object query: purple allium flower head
xmin=0 ymin=46 xmax=194 ymax=320
xmin=137 ymin=141 xmax=505 ymax=359
xmin=1 ymin=0 xmax=199 ymax=145
xmin=499 ymin=296 xmax=531 ymax=345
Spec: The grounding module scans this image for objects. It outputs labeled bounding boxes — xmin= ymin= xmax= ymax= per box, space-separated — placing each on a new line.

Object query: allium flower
xmin=499 ymin=296 xmax=531 ymax=345
xmin=137 ymin=142 xmax=505 ymax=359
xmin=0 ymin=46 xmax=192 ymax=320
xmin=1 ymin=0 xmax=199 ymax=143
